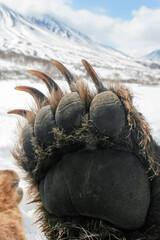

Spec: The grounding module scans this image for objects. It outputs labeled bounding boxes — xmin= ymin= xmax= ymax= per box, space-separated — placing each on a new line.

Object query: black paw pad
xmin=34 ymin=105 xmax=56 ymax=144
xmin=90 ymin=91 xmax=125 ymax=137
xmin=22 ymin=124 xmax=35 ymax=158
xmin=55 ymin=92 xmax=85 ymax=132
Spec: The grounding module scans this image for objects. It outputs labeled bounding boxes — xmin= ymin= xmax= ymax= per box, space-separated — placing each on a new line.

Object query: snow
xmin=143 ymin=49 xmax=160 ymax=64
xmin=1 ymin=4 xmax=160 ymax=83
xmin=0 ymin=78 xmax=70 ymax=239
xmin=30 ymin=15 xmax=94 ymax=46
xmin=0 ymin=80 xmax=47 ymax=239
xmin=127 ymin=83 xmax=160 ymax=143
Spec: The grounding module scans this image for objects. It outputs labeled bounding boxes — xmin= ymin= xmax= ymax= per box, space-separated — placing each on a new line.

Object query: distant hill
xmin=143 ymin=50 xmax=160 ymax=64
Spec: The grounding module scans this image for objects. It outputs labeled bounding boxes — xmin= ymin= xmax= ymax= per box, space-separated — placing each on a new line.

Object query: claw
xmin=7 ymin=109 xmax=31 ymax=118
xmin=51 ymin=60 xmax=74 ymax=89
xmin=15 ymin=86 xmax=49 ymax=108
xmin=82 ymin=59 xmax=107 ymax=93
xmin=28 ymin=70 xmax=63 ymax=94
xmin=7 ymin=109 xmax=35 ymax=123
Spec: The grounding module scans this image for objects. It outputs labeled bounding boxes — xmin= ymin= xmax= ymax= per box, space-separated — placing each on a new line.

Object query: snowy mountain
xmin=0 ymin=3 xmax=160 ymax=84
xmin=143 ymin=50 xmax=160 ymax=64
xmin=30 ymin=15 xmax=94 ymax=46
xmin=0 ymin=3 xmax=114 ymax=56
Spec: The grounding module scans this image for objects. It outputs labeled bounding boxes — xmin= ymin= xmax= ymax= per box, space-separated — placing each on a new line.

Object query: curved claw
xmin=51 ymin=60 xmax=74 ymax=89
xmin=15 ymin=86 xmax=49 ymax=108
xmin=7 ymin=109 xmax=36 ymax=123
xmin=7 ymin=109 xmax=31 ymax=118
xmin=28 ymin=70 xmax=63 ymax=94
xmin=82 ymin=59 xmax=107 ymax=93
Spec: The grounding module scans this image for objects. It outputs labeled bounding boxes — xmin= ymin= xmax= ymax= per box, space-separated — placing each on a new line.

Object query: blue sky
xmin=71 ymin=0 xmax=160 ymax=19
xmin=1 ymin=0 xmax=160 ymax=56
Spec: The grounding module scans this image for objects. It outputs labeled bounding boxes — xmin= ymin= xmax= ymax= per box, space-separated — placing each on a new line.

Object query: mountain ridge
xmin=0 ymin=3 xmax=160 ymax=84
xmin=143 ymin=50 xmax=160 ymax=64
xmin=0 ymin=3 xmax=115 ymax=53
xmin=29 ymin=15 xmax=93 ymax=46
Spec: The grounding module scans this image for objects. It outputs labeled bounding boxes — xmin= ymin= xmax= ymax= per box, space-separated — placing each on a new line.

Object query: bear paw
xmin=8 ymin=60 xmax=160 ymax=240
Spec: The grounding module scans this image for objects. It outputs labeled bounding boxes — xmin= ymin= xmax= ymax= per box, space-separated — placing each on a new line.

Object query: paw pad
xmin=34 ymin=105 xmax=56 ymax=144
xmin=90 ymin=91 xmax=125 ymax=137
xmin=55 ymin=92 xmax=85 ymax=132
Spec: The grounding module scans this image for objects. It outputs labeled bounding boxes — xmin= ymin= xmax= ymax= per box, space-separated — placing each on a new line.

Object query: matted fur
xmin=12 ymin=82 xmax=160 ymax=240
xmin=0 ymin=170 xmax=26 ymax=240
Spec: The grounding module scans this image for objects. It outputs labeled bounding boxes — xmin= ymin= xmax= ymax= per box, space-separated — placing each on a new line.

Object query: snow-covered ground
xmin=0 ymin=80 xmax=48 ymax=239
xmin=0 ymin=79 xmax=160 ymax=239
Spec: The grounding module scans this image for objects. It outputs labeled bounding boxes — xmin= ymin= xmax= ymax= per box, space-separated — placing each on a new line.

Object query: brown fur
xmin=49 ymin=88 xmax=64 ymax=110
xmin=12 ymin=83 xmax=160 ymax=239
xmin=0 ymin=170 xmax=26 ymax=240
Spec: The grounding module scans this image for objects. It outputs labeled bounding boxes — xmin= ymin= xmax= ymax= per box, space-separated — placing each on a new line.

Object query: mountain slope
xmin=0 ymin=3 xmax=115 ymax=57
xmin=0 ymin=3 xmax=160 ymax=84
xmin=30 ymin=15 xmax=94 ymax=46
xmin=143 ymin=50 xmax=160 ymax=64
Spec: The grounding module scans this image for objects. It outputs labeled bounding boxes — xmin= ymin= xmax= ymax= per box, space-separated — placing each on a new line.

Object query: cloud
xmin=52 ymin=5 xmax=160 ymax=57
xmin=0 ymin=0 xmax=72 ymax=16
xmin=0 ymin=0 xmax=160 ymax=57
xmin=110 ymin=7 xmax=160 ymax=56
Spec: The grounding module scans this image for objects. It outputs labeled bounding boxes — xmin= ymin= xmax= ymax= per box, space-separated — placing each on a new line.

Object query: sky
xmin=0 ymin=0 xmax=160 ymax=57
xmin=71 ymin=0 xmax=159 ymax=19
